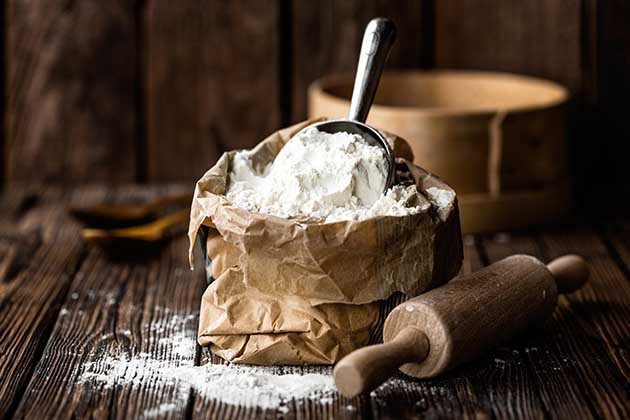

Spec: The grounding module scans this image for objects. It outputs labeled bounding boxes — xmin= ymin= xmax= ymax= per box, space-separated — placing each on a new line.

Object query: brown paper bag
xmin=188 ymin=119 xmax=462 ymax=365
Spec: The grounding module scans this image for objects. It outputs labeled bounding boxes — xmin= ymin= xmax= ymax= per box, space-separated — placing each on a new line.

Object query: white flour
xmin=426 ymin=187 xmax=456 ymax=208
xmin=76 ymin=308 xmax=336 ymax=416
xmin=79 ymin=352 xmax=336 ymax=415
xmin=226 ymin=127 xmax=424 ymax=222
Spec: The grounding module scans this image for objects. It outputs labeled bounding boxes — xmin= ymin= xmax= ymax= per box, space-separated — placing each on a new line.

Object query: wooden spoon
xmin=70 ymin=192 xmax=190 ymax=228
xmin=81 ymin=209 xmax=189 ymax=248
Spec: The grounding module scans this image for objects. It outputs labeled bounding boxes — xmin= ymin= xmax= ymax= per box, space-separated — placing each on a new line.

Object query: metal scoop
xmin=302 ymin=18 xmax=397 ymax=192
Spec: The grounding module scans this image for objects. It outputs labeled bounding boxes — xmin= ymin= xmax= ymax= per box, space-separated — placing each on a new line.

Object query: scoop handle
xmin=333 ymin=327 xmax=428 ymax=398
xmin=348 ymin=18 xmax=396 ymax=123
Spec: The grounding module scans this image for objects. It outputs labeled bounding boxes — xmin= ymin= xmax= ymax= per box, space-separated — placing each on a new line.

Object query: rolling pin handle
xmin=333 ymin=326 xmax=429 ymax=398
xmin=546 ymin=254 xmax=589 ymax=294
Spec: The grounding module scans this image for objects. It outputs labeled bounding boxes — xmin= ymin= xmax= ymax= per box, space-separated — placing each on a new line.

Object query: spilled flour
xmin=74 ymin=307 xmax=336 ymax=417
xmin=79 ymin=352 xmax=336 ymax=415
xmin=226 ymin=127 xmax=425 ymax=222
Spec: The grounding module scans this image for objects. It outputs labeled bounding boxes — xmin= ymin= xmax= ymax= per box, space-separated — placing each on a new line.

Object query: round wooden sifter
xmin=309 ymin=71 xmax=572 ymax=233
xmin=333 ymin=254 xmax=589 ymax=397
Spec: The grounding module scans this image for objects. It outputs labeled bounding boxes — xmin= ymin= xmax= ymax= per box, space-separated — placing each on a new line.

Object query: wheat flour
xmin=226 ymin=127 xmax=424 ymax=222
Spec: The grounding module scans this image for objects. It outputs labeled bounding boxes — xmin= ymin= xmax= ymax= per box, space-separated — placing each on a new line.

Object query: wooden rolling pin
xmin=334 ymin=254 xmax=589 ymax=398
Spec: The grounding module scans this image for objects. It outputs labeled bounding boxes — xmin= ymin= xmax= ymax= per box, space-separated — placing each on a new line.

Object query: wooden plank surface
xmin=538 ymin=227 xmax=630 ymax=419
xmin=0 ymin=186 xmax=205 ymax=419
xmin=434 ymin=0 xmax=582 ymax=92
xmin=368 ymin=234 xmax=490 ymax=420
xmin=291 ymin=0 xmax=429 ymax=122
xmin=14 ymin=234 xmax=206 ymax=419
xmin=482 ymin=228 xmax=630 ymax=419
xmin=0 ymin=187 xmax=101 ymax=416
xmin=5 ymin=0 xmax=139 ymax=183
xmin=1 ymin=187 xmax=629 ymax=418
xmin=482 ymin=233 xmax=598 ymax=419
xmin=418 ymin=234 xmax=551 ymax=420
xmin=1 ymin=0 xmax=628 ymax=211
xmin=602 ymin=220 xmax=630 ymax=271
xmin=145 ymin=0 xmax=281 ymax=182
xmin=432 ymin=0 xmax=630 ymax=214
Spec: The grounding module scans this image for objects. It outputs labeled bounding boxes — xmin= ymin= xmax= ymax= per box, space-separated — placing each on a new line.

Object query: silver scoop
xmin=300 ymin=18 xmax=397 ymax=192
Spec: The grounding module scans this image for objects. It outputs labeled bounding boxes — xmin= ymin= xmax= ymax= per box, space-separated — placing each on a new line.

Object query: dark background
xmin=2 ymin=0 xmax=628 ymax=211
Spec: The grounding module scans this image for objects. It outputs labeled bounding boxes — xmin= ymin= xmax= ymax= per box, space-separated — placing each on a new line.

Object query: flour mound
xmin=226 ymin=127 xmax=423 ymax=222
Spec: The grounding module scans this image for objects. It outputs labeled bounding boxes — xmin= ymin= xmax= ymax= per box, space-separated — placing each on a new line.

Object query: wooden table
xmin=0 ymin=186 xmax=628 ymax=419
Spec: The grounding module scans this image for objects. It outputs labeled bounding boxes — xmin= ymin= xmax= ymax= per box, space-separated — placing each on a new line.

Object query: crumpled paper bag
xmin=188 ymin=119 xmax=462 ymax=365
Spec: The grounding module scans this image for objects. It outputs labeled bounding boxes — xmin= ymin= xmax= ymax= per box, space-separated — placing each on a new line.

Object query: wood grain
xmin=481 ymin=233 xmax=596 ymax=419
xmin=601 ymin=220 xmax=630 ymax=271
xmin=14 ymin=236 xmax=206 ymax=418
xmin=382 ymin=254 xmax=565 ymax=380
xmin=0 ymin=187 xmax=629 ymax=418
xmin=539 ymin=227 xmax=630 ymax=419
xmin=483 ymin=229 xmax=630 ymax=419
xmin=5 ymin=0 xmax=139 ymax=183
xmin=460 ymin=234 xmax=485 ymax=275
xmin=0 ymin=188 xmax=97 ymax=417
xmin=434 ymin=0 xmax=582 ymax=92
xmin=433 ymin=0 xmax=582 ymax=212
xmin=291 ymin=0 xmax=428 ymax=122
xmin=369 ymin=238 xmax=488 ymax=420
xmin=145 ymin=0 xmax=281 ymax=182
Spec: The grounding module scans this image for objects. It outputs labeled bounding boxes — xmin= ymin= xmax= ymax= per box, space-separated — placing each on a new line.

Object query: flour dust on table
xmin=79 ymin=351 xmax=337 ymax=415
